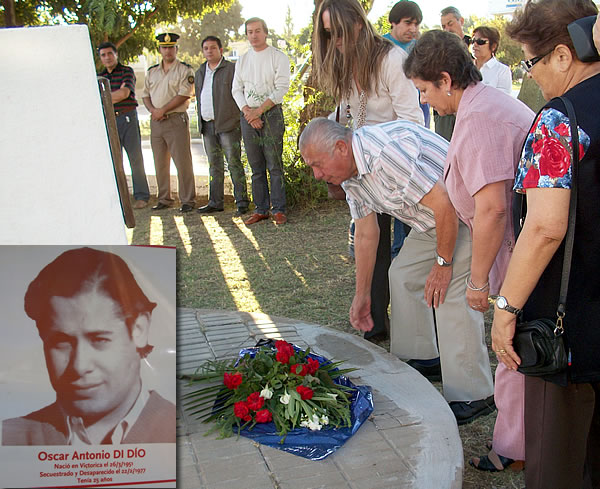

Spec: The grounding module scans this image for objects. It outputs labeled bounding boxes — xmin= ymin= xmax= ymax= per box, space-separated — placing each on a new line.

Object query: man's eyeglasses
xmin=472 ymin=39 xmax=489 ymax=46
xmin=521 ymin=50 xmax=553 ymax=72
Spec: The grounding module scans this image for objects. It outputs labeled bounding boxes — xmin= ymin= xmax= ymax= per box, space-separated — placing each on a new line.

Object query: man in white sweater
xmin=232 ymin=17 xmax=291 ymax=225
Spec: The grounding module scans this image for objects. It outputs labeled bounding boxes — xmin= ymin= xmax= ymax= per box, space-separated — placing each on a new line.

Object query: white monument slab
xmin=0 ymin=25 xmax=127 ymax=244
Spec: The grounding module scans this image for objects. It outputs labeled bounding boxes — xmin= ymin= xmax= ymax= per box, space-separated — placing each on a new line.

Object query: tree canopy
xmin=172 ymin=1 xmax=243 ymax=58
xmin=1 ymin=0 xmax=234 ymax=63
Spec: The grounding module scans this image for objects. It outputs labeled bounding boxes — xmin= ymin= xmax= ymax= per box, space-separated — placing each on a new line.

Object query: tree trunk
xmin=3 ymin=0 xmax=18 ymax=27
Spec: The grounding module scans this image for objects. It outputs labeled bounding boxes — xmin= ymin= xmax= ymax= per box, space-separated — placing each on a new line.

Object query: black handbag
xmin=513 ymin=96 xmax=579 ymax=377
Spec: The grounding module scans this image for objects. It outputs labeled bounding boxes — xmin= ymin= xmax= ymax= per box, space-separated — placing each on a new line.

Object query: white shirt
xmin=200 ymin=58 xmax=223 ymax=121
xmin=65 ymin=386 xmax=150 ymax=445
xmin=342 ymin=47 xmax=424 ymax=128
xmin=479 ymin=56 xmax=513 ymax=95
xmin=232 ymin=45 xmax=290 ymax=109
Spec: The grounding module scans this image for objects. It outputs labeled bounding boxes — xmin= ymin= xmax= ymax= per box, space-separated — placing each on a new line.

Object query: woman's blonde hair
xmin=312 ymin=0 xmax=393 ymax=101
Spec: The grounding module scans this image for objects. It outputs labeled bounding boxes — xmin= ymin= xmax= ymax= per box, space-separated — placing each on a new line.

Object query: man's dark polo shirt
xmin=99 ymin=62 xmax=138 ymax=112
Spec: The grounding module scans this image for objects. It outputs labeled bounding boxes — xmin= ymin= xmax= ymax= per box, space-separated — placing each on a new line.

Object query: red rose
xmin=522 ymin=167 xmax=540 ymax=188
xmin=255 ymin=409 xmax=273 ymax=423
xmin=290 ymin=363 xmax=309 ymax=376
xmin=276 ymin=350 xmax=291 ymax=364
xmin=247 ymin=392 xmax=265 ymax=411
xmin=537 ymin=137 xmax=571 ymax=179
xmin=307 ymin=357 xmax=320 ymax=375
xmin=275 ymin=340 xmax=295 ymax=364
xmin=224 ymin=372 xmax=243 ymax=390
xmin=234 ymin=401 xmax=251 ymax=421
xmin=554 ymin=123 xmax=570 ymax=137
xmin=276 ymin=340 xmax=294 ymax=355
xmin=296 ymin=385 xmax=314 ymax=400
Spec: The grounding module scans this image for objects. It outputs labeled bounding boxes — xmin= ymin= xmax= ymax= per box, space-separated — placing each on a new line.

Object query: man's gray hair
xmin=245 ymin=17 xmax=269 ymax=35
xmin=299 ymin=118 xmax=352 ymax=155
xmin=440 ymin=6 xmax=462 ymax=19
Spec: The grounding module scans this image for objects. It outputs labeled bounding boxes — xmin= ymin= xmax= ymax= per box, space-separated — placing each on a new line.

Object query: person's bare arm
xmin=491 ymin=188 xmax=570 ymax=370
xmin=111 ymin=83 xmax=131 ymax=104
xmin=468 ymin=181 xmax=510 ymax=311
xmin=349 ymin=212 xmax=379 ymax=332
xmin=419 ymin=181 xmax=459 ymax=308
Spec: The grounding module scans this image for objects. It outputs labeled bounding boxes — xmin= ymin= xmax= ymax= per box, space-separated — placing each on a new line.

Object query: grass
xmin=129 ymin=197 xmax=524 ymax=489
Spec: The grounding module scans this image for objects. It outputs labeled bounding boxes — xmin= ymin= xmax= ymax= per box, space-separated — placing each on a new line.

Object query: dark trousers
xmin=202 ymin=121 xmax=248 ymax=210
xmin=240 ymin=105 xmax=286 ymax=215
xmin=116 ymin=110 xmax=150 ymax=201
xmin=365 ymin=213 xmax=391 ymax=338
xmin=525 ymin=376 xmax=600 ymax=489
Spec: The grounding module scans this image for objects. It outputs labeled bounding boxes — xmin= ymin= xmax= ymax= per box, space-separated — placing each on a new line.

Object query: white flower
xmin=308 ymin=414 xmax=322 ymax=431
xmin=280 ymin=392 xmax=291 ymax=405
xmin=260 ymin=385 xmax=273 ymax=400
xmin=320 ymin=415 xmax=329 ymax=425
xmin=300 ymin=414 xmax=322 ymax=431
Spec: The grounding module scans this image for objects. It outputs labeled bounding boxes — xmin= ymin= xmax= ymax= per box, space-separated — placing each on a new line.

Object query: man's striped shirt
xmin=342 ymin=120 xmax=449 ymax=233
xmin=99 ymin=62 xmax=138 ymax=111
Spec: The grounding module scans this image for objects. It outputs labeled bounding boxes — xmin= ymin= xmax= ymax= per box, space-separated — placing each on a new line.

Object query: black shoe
xmin=197 ymin=204 xmax=223 ymax=214
xmin=450 ymin=395 xmax=496 ymax=425
xmin=235 ymin=207 xmax=249 ymax=216
xmin=180 ymin=204 xmax=194 ymax=213
xmin=152 ymin=202 xmax=170 ymax=210
xmin=364 ymin=331 xmax=389 ymax=343
xmin=406 ymin=358 xmax=442 ymax=382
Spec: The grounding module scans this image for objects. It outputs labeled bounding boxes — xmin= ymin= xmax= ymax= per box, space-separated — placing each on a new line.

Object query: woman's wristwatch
xmin=495 ymin=296 xmax=523 ymax=315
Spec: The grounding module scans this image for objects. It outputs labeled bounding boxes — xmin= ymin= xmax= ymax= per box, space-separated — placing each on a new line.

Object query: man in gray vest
xmin=195 ymin=36 xmax=249 ymax=216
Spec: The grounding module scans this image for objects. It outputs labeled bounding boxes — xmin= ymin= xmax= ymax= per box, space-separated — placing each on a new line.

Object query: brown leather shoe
xmin=133 ymin=200 xmax=148 ymax=209
xmin=273 ymin=212 xmax=287 ymax=225
xmin=244 ymin=213 xmax=269 ymax=225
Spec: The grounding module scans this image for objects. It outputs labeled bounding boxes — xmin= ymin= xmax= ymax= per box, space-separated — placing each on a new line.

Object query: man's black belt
xmin=114 ymin=106 xmax=136 ymax=117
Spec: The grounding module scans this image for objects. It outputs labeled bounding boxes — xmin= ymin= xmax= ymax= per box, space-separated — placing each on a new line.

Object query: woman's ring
xmin=434 ymin=291 xmax=439 ymax=295
xmin=495 ymin=349 xmax=507 ymax=355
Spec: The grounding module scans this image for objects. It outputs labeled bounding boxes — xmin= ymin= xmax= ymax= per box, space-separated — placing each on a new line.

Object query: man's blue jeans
xmin=392 ymin=219 xmax=411 ymax=259
xmin=240 ymin=105 xmax=286 ymax=215
xmin=202 ymin=121 xmax=249 ymax=210
xmin=117 ymin=110 xmax=150 ymax=201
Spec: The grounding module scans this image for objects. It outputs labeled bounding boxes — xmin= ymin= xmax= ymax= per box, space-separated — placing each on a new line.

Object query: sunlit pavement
xmin=176 ymin=309 xmax=463 ymax=489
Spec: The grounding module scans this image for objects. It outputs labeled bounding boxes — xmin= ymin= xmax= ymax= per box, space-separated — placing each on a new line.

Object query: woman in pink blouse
xmin=404 ymin=29 xmax=534 ymax=472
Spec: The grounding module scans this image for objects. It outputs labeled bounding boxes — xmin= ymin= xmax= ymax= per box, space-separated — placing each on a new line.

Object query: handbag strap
xmin=336 ymin=105 xmax=340 ymax=123
xmin=554 ymin=96 xmax=580 ymax=328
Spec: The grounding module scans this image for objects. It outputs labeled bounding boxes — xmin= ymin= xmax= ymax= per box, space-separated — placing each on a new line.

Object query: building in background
xmin=488 ymin=0 xmax=525 ymax=15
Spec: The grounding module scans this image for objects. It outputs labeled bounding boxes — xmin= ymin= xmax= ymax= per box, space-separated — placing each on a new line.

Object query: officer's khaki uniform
xmin=141 ymin=60 xmax=196 ymax=206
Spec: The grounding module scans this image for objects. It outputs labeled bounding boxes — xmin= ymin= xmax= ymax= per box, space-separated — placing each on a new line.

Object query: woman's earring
xmin=447 ymin=91 xmax=452 ymax=97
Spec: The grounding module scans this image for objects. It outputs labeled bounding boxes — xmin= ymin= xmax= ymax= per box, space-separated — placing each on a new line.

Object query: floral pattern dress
xmin=514 ymin=107 xmax=591 ymax=192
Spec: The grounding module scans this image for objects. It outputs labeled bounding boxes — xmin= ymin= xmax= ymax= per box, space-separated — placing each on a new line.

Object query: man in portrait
xmin=1 ymin=247 xmax=175 ymax=445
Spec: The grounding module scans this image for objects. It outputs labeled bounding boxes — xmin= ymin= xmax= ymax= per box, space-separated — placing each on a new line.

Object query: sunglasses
xmin=521 ymin=50 xmax=553 ymax=72
xmin=472 ymin=39 xmax=489 ymax=46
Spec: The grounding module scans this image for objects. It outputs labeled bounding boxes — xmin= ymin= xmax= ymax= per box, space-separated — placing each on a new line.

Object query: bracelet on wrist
xmin=465 ymin=276 xmax=490 ymax=292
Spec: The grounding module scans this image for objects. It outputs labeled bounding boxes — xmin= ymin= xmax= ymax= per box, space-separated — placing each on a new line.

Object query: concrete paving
xmin=176 ymin=309 xmax=463 ymax=489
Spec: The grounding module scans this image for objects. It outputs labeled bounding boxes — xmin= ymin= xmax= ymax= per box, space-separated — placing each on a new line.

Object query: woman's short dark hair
xmin=506 ymin=0 xmax=598 ymax=59
xmin=404 ymin=30 xmax=482 ymax=89
xmin=473 ymin=26 xmax=501 ymax=55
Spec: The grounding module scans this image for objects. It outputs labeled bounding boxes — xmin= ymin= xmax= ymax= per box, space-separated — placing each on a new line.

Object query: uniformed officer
xmin=141 ymin=33 xmax=196 ymax=212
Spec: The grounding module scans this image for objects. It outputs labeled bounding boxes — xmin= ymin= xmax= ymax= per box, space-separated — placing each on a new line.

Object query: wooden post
xmin=98 ymin=76 xmax=136 ymax=229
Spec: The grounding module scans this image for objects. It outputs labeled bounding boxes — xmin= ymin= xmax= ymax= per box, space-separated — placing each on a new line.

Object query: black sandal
xmin=469 ymin=449 xmax=524 ymax=472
